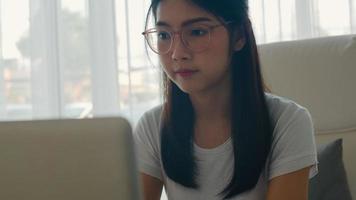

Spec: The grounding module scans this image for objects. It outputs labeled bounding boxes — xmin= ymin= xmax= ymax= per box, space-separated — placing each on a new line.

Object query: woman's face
xmin=156 ymin=0 xmax=233 ymax=95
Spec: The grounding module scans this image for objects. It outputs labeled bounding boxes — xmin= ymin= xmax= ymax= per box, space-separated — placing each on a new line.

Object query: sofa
xmin=259 ymin=34 xmax=356 ymax=199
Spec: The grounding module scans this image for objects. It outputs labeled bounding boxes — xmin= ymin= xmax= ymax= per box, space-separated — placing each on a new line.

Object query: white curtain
xmin=0 ymin=0 xmax=355 ymax=124
xmin=250 ymin=0 xmax=356 ymax=43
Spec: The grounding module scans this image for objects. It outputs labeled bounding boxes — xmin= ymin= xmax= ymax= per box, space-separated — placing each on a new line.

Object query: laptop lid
xmin=0 ymin=117 xmax=142 ymax=200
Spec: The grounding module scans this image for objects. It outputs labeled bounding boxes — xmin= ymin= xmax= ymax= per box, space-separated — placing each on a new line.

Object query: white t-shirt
xmin=134 ymin=93 xmax=318 ymax=200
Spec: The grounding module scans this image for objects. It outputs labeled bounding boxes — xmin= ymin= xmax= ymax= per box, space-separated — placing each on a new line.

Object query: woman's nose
xmin=170 ymin=34 xmax=191 ymax=61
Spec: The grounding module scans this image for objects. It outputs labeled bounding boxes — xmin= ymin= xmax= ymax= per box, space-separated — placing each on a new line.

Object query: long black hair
xmin=145 ymin=0 xmax=273 ymax=198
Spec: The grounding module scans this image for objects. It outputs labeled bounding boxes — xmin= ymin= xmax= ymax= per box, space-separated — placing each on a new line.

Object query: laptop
xmin=0 ymin=117 xmax=142 ymax=200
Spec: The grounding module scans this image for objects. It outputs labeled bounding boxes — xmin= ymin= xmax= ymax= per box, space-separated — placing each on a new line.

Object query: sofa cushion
xmin=259 ymin=35 xmax=356 ymax=132
xmin=309 ymin=139 xmax=352 ymax=200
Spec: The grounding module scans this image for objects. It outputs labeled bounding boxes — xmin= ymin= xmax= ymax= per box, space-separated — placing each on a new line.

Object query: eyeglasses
xmin=142 ymin=23 xmax=227 ymax=55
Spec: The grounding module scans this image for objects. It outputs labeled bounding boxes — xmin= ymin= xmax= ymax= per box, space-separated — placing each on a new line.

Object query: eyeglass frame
xmin=142 ymin=21 xmax=234 ymax=55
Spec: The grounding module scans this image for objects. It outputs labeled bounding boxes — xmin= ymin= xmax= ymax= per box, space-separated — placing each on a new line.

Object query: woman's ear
xmin=234 ymin=37 xmax=245 ymax=51
xmin=233 ymin=28 xmax=246 ymax=51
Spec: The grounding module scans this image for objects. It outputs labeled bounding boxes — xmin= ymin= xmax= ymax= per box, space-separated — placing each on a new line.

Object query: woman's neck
xmin=190 ymin=86 xmax=232 ymax=149
xmin=189 ymin=86 xmax=231 ymax=121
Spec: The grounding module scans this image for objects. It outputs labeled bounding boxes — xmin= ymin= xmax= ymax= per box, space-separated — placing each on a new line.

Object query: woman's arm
xmin=266 ymin=166 xmax=311 ymax=200
xmin=141 ymin=173 xmax=163 ymax=200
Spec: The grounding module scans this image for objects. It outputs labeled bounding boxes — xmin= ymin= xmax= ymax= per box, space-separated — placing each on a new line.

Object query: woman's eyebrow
xmin=156 ymin=17 xmax=213 ymax=27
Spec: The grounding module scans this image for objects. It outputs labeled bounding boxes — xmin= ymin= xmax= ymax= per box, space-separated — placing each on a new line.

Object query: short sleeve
xmin=133 ymin=108 xmax=163 ymax=180
xmin=268 ymin=106 xmax=318 ymax=180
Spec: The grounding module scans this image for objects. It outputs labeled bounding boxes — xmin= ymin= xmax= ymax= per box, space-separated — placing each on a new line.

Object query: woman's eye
xmin=190 ymin=29 xmax=208 ymax=36
xmin=158 ymin=32 xmax=171 ymax=40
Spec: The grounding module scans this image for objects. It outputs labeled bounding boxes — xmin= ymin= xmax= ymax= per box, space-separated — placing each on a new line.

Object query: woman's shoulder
xmin=264 ymin=92 xmax=314 ymax=135
xmin=264 ymin=92 xmax=315 ymax=145
xmin=139 ymin=104 xmax=164 ymax=123
xmin=264 ymin=92 xmax=307 ymax=110
xmin=264 ymin=92 xmax=310 ymax=123
xmin=139 ymin=105 xmax=163 ymax=125
xmin=134 ymin=104 xmax=163 ymax=141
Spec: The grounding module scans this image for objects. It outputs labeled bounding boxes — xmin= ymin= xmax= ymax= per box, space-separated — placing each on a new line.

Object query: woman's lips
xmin=175 ymin=70 xmax=198 ymax=78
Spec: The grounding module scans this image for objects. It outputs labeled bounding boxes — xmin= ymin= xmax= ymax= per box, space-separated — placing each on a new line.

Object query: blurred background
xmin=0 ymin=0 xmax=355 ymax=125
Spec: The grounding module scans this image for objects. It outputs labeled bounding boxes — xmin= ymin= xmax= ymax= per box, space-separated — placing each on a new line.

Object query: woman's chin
xmin=175 ymin=84 xmax=203 ymax=95
xmin=173 ymin=82 xmax=194 ymax=94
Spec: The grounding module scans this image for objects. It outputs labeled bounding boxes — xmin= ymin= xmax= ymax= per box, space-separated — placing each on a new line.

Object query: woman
xmin=134 ymin=0 xmax=318 ymax=199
